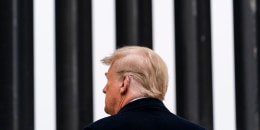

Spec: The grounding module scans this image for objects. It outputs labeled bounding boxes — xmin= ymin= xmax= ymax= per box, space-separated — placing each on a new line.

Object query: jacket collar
xmin=118 ymin=98 xmax=168 ymax=114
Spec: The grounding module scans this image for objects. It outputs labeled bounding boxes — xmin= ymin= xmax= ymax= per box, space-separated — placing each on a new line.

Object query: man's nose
xmin=103 ymin=86 xmax=106 ymax=94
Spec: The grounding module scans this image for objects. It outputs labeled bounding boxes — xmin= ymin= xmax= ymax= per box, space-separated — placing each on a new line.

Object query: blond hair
xmin=101 ymin=46 xmax=168 ymax=100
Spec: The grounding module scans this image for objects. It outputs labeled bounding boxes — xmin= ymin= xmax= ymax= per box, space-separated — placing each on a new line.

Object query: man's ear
xmin=120 ymin=76 xmax=130 ymax=94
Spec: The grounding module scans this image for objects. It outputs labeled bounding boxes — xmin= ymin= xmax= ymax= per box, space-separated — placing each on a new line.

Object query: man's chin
xmin=104 ymin=107 xmax=110 ymax=115
xmin=104 ymin=107 xmax=115 ymax=115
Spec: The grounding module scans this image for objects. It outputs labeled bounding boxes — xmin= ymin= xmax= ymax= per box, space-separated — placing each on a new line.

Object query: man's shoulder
xmin=172 ymin=115 xmax=207 ymax=130
xmin=84 ymin=113 xmax=207 ymax=130
xmin=84 ymin=115 xmax=122 ymax=130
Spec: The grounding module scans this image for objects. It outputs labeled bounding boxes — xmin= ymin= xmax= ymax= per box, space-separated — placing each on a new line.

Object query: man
xmin=84 ymin=46 xmax=206 ymax=130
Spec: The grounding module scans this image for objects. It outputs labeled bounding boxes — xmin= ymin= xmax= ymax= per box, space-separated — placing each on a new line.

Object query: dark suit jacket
xmin=84 ymin=98 xmax=206 ymax=130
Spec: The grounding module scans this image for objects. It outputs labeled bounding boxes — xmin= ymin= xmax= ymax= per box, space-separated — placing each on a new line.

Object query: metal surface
xmin=116 ymin=0 xmax=153 ymax=48
xmin=56 ymin=0 xmax=93 ymax=129
xmin=0 ymin=0 xmax=34 ymax=129
xmin=234 ymin=0 xmax=259 ymax=130
xmin=175 ymin=0 xmax=213 ymax=129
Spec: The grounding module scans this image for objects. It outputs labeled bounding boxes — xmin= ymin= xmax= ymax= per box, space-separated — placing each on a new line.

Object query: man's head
xmin=101 ymin=46 xmax=169 ymax=115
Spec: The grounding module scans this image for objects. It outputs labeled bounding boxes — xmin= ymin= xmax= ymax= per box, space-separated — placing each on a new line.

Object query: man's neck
xmin=129 ymin=96 xmax=147 ymax=103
